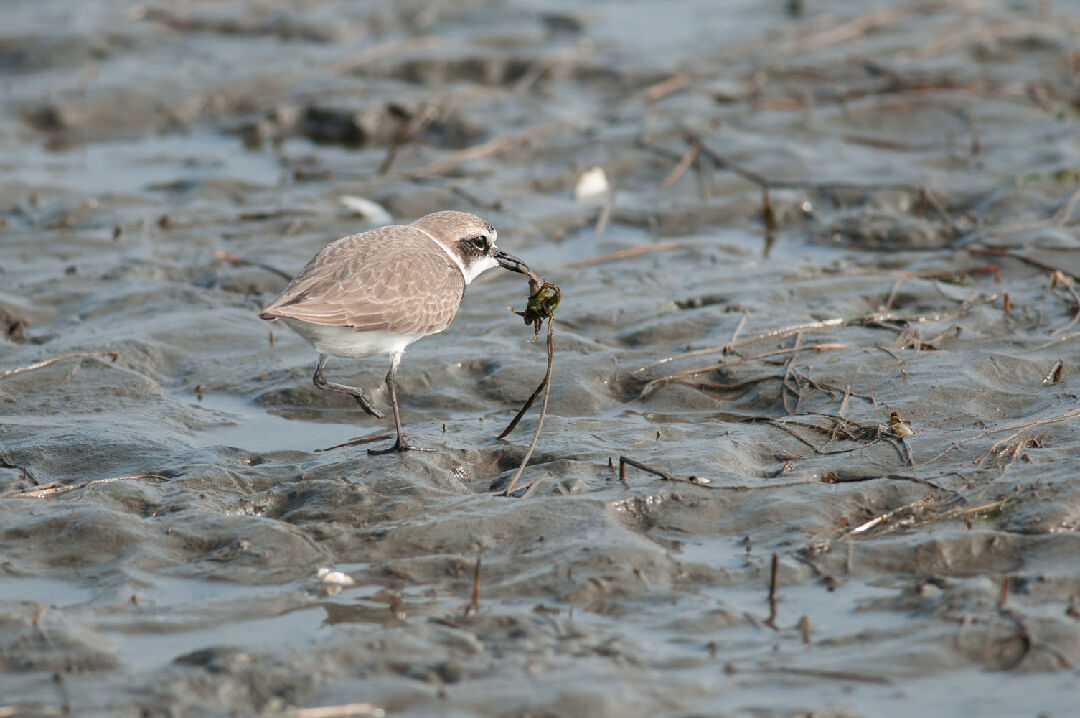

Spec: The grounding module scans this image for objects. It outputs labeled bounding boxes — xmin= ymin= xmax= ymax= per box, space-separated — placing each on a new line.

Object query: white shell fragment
xmin=316 ymin=567 xmax=355 ymax=585
xmin=574 ymin=166 xmax=610 ymax=204
xmin=339 ymin=196 xmax=393 ymax=224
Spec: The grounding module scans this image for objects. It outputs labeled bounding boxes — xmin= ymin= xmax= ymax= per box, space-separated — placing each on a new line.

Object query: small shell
xmin=889 ymin=411 xmax=915 ymax=436
xmin=574 ymin=166 xmax=610 ymax=204
xmin=339 ymin=196 xmax=392 ymax=224
xmin=316 ymin=567 xmax=355 ymax=585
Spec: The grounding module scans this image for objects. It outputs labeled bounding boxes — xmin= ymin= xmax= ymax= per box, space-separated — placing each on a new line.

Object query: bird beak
xmin=494 ymin=248 xmax=531 ymax=275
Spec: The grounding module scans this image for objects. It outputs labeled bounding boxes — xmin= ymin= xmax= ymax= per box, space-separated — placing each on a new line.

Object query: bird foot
xmin=354 ymin=396 xmax=384 ymax=419
xmin=368 ymin=437 xmax=435 ymax=455
xmin=312 ymin=368 xmax=383 ymax=418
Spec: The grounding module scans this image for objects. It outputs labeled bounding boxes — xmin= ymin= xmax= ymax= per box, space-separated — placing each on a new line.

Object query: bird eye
xmin=468 ymin=235 xmax=487 ymax=248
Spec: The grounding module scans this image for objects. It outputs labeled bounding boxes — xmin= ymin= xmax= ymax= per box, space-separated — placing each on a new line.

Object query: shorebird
xmin=259 ymin=211 xmax=530 ymax=454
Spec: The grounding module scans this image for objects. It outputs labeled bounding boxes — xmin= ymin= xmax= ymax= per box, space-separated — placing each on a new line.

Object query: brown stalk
xmin=966 ymin=245 xmax=1080 ymax=283
xmin=212 ymin=249 xmax=293 ymax=281
xmin=566 ymin=241 xmax=689 ymax=268
xmin=10 ymin=474 xmax=169 ymax=499
xmin=500 ymin=317 xmax=554 ymax=497
xmin=498 ymin=261 xmax=559 ymax=497
xmin=765 ymin=553 xmax=779 ymax=629
xmin=659 ymin=140 xmax=700 ymax=189
xmin=314 ymin=433 xmax=395 ymax=453
xmin=0 ymin=351 xmax=119 ymax=380
xmin=643 ymin=73 xmax=692 ymax=102
xmin=616 ymin=456 xmax=810 ymax=492
xmin=922 ymin=407 xmax=1080 ymax=468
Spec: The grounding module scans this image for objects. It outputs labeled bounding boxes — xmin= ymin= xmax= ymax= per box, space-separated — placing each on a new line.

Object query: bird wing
xmin=260 ymin=226 xmax=465 ymax=335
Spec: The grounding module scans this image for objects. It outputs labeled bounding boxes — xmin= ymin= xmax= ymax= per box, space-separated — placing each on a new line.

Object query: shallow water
xmin=3 ymin=0 xmax=1080 ymax=716
xmin=191 ymin=393 xmax=365 ymax=453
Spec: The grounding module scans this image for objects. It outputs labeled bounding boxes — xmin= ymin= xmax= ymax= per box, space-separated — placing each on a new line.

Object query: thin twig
xmin=901 ymin=264 xmax=1001 ymax=282
xmin=1029 ymin=331 xmax=1080 ymax=353
xmin=566 ymin=241 xmax=688 ymax=268
xmin=882 ymin=277 xmax=905 ymax=312
xmin=729 ymin=312 xmax=749 ymax=344
xmin=768 ymin=419 xmax=830 ymax=454
xmin=620 ymin=456 xmax=673 ymax=481
xmin=501 ymin=318 xmax=555 ymax=496
xmin=755 ymin=666 xmax=892 ymax=685
xmin=212 ymin=250 xmax=293 ymax=281
xmin=642 ymin=73 xmax=692 ymax=102
xmin=618 ymin=456 xmax=716 ymax=486
xmin=497 ymin=335 xmax=551 ymax=440
xmin=844 ymin=495 xmax=936 ymax=537
xmin=314 ymin=433 xmax=395 ymax=453
xmin=767 ymin=417 xmax=913 ymax=464
xmin=765 ymin=552 xmax=779 ymax=629
xmin=966 ymin=245 xmax=1080 ymax=283
xmin=781 ymin=333 xmax=804 ymax=415
xmin=671 ymin=375 xmax=780 ymax=393
xmin=921 ymin=407 xmax=1080 ymax=467
xmin=795 ymin=372 xmax=875 ymax=405
xmin=0 ymin=351 xmax=119 ymax=380
xmin=659 ymin=140 xmax=700 ymax=189
xmin=9 ymin=474 xmax=169 ymax=499
xmin=838 ymin=384 xmax=852 ymax=418
xmin=944 ymin=497 xmax=1010 ymax=520
xmin=617 ymin=456 xmax=812 ymax=492
xmin=687 ymin=132 xmax=770 ymax=188
xmin=640 ymin=344 xmax=848 ymax=397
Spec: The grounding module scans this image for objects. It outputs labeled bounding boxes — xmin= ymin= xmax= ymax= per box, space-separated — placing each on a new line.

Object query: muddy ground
xmin=3 ymin=1 xmax=1080 ymax=716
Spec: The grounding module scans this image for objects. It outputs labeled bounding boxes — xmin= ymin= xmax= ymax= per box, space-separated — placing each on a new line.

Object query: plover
xmin=260 ymin=210 xmax=531 ymax=453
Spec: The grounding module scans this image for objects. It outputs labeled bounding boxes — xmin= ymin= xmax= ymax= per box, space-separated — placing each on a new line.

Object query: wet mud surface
xmin=4 ymin=1 xmax=1080 ymax=716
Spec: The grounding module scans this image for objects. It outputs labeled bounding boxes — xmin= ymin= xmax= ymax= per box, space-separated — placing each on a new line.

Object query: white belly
xmin=280 ymin=319 xmax=424 ymax=358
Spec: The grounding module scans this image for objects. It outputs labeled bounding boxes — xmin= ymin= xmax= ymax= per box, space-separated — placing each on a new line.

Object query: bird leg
xmin=368 ymin=351 xmax=433 ymax=454
xmin=313 ymin=354 xmax=384 ymax=419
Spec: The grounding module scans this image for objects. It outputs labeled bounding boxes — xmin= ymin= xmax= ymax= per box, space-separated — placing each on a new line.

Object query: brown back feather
xmin=260 ymin=225 xmax=465 ymax=335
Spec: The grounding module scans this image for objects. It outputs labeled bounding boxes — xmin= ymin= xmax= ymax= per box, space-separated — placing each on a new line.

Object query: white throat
xmin=463 ymin=254 xmax=499 ymax=283
xmin=413 ymin=227 xmax=500 ymax=285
